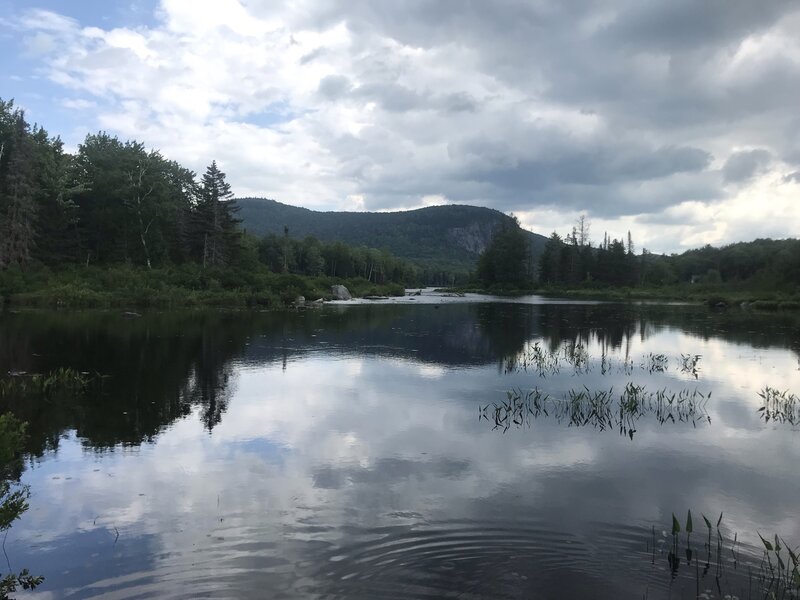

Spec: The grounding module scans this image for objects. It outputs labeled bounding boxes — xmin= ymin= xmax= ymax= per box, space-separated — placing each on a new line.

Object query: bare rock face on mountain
xmin=331 ymin=285 xmax=352 ymax=300
xmin=445 ymin=219 xmax=501 ymax=255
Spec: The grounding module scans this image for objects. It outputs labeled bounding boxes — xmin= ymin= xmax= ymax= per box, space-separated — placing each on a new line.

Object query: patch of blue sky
xmin=1 ymin=0 xmax=159 ymax=143
xmin=242 ymin=100 xmax=300 ymax=130
xmin=2 ymin=0 xmax=161 ymax=30
xmin=2 ymin=76 xmax=107 ymax=147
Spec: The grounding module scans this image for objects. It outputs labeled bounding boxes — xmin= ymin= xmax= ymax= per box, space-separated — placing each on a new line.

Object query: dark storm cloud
xmin=600 ymin=0 xmax=795 ymax=51
xmin=722 ymin=149 xmax=772 ymax=183
xmin=285 ymin=0 xmax=800 ymax=218
xmin=451 ymin=138 xmax=711 ymax=188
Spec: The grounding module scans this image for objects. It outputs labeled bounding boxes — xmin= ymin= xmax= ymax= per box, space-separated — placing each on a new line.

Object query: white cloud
xmin=4 ymin=0 xmax=800 ymax=251
xmin=60 ymin=97 xmax=97 ymax=111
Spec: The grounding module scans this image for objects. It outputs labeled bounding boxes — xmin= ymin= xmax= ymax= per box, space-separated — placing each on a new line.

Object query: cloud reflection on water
xmin=2 ymin=303 xmax=800 ymax=598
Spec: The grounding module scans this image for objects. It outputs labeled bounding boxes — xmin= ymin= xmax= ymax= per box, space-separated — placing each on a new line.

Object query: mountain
xmin=236 ymin=197 xmax=549 ymax=276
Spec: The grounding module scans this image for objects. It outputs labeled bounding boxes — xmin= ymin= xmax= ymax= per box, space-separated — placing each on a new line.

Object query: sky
xmin=2 ymin=0 xmax=800 ymax=253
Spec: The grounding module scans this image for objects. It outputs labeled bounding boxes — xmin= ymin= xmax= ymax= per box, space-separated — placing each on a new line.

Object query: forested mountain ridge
xmin=237 ymin=197 xmax=549 ymax=276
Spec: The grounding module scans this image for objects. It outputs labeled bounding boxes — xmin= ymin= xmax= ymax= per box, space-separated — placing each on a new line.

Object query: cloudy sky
xmin=2 ymin=0 xmax=799 ymax=253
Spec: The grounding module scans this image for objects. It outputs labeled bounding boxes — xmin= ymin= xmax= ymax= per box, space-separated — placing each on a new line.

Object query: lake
xmin=2 ymin=297 xmax=800 ymax=599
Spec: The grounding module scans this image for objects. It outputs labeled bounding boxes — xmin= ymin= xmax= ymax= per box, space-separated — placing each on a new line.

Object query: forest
xmin=0 ymin=98 xmax=418 ymax=307
xmin=477 ymin=216 xmax=800 ymax=306
xmin=3 ymin=95 xmax=799 ymax=308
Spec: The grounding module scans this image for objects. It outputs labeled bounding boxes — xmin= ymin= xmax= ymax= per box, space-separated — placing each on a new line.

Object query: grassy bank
xmin=533 ymin=283 xmax=800 ymax=309
xmin=0 ymin=265 xmax=406 ymax=309
xmin=439 ymin=282 xmax=800 ymax=310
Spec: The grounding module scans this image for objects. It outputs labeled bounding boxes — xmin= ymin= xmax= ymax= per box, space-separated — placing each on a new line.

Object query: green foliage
xmin=476 ymin=217 xmax=534 ymax=290
xmin=194 ymin=161 xmax=241 ymax=267
xmin=0 ymin=368 xmax=90 ymax=400
xmin=0 ymin=263 xmax=409 ymax=308
xmin=0 ymin=413 xmax=44 ymax=599
xmin=258 ymin=234 xmax=419 ymax=286
xmin=539 ymin=231 xmax=637 ymax=287
xmin=5 ymin=95 xmax=799 ymax=298
xmin=70 ymin=132 xmax=200 ymax=267
xmin=0 ymin=414 xmax=26 ymax=487
xmin=0 ymin=99 xmax=245 ymax=272
xmin=0 ymin=98 xmax=421 ymax=302
xmin=538 ymin=230 xmax=800 ymax=298
xmin=1 ymin=569 xmax=45 ymax=600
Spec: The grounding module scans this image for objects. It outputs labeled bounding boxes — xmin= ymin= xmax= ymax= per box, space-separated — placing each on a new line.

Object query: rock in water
xmin=331 ymin=285 xmax=352 ymax=300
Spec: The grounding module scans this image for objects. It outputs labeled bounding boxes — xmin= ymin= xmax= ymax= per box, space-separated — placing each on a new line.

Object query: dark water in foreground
xmin=2 ymin=301 xmax=800 ymax=599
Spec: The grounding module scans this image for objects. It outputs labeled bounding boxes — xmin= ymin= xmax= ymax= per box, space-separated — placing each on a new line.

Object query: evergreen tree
xmin=477 ymin=217 xmax=531 ymax=288
xmin=539 ymin=232 xmax=563 ymax=285
xmin=195 ymin=161 xmax=240 ymax=267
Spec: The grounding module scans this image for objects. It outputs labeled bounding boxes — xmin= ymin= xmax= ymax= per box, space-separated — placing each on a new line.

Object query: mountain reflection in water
xmin=1 ymin=302 xmax=799 ymax=599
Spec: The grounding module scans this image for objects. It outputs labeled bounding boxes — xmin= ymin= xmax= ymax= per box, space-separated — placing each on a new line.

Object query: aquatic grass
xmin=643 ymin=352 xmax=669 ymax=373
xmin=758 ymin=386 xmax=800 ymax=425
xmin=662 ymin=510 xmax=800 ymax=599
xmin=0 ymin=368 xmax=96 ymax=399
xmin=620 ymin=382 xmax=647 ymax=412
xmin=481 ymin=384 xmax=710 ymax=438
xmin=509 ymin=342 xmax=561 ymax=377
xmin=757 ymin=532 xmax=800 ymax=596
xmin=680 ymin=354 xmax=702 ymax=379
xmin=479 ymin=388 xmax=552 ymax=432
xmin=504 ymin=345 xmax=703 ymax=380
xmin=563 ymin=342 xmax=590 ymax=374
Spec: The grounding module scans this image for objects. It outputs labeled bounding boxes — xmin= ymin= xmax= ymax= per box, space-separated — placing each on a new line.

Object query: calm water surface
xmin=2 ymin=298 xmax=800 ymax=599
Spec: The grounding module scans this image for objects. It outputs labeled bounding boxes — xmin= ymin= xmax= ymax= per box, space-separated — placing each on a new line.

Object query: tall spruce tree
xmin=476 ymin=217 xmax=531 ymax=288
xmin=196 ymin=161 xmax=240 ymax=267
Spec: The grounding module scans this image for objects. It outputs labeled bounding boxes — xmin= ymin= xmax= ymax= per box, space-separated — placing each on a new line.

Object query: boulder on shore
xmin=331 ymin=285 xmax=352 ymax=300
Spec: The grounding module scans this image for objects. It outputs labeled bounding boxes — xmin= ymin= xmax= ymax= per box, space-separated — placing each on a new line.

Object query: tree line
xmin=476 ymin=214 xmax=800 ymax=292
xmin=537 ymin=225 xmax=800 ymax=290
xmin=259 ymin=233 xmax=418 ymax=284
xmin=0 ymin=98 xmax=417 ymax=287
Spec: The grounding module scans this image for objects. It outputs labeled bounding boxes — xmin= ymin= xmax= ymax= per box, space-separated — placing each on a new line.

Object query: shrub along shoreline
xmin=4 ymin=266 xmax=798 ymax=312
xmin=0 ymin=265 xmax=405 ymax=309
xmin=441 ymin=283 xmax=800 ymax=310
xmin=532 ymin=285 xmax=800 ymax=309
